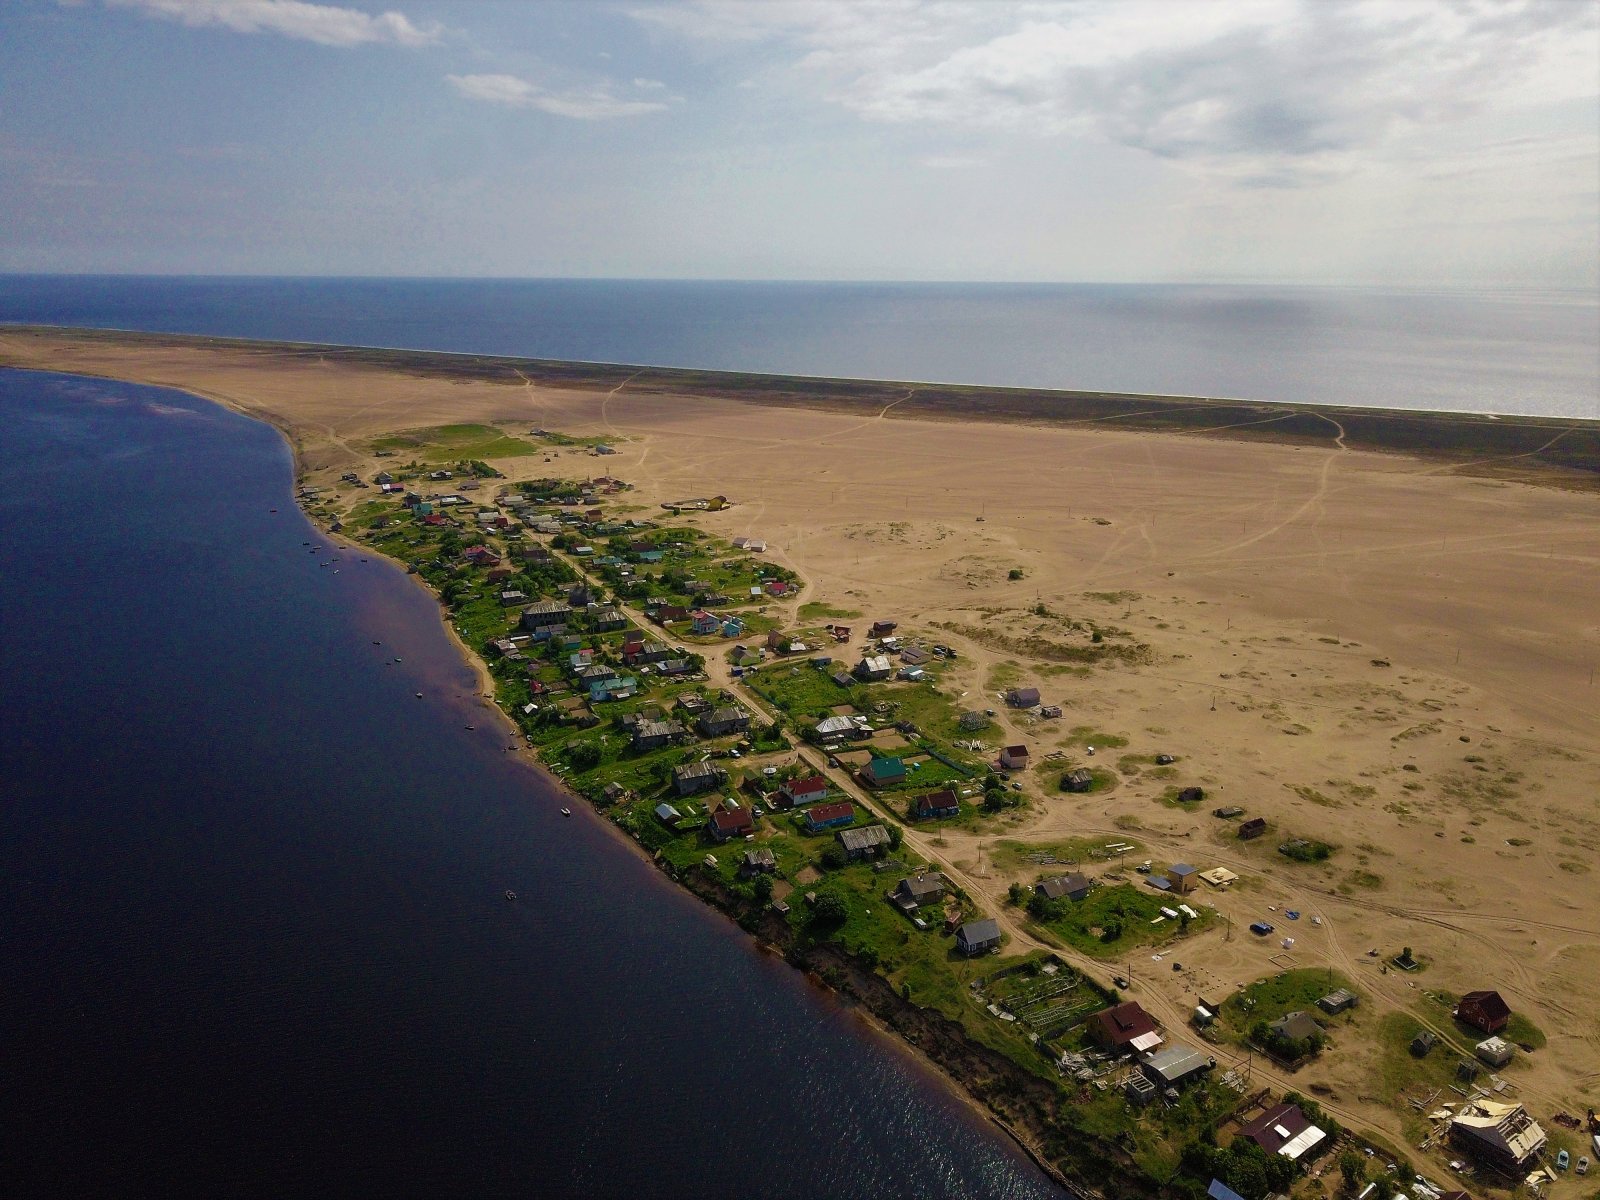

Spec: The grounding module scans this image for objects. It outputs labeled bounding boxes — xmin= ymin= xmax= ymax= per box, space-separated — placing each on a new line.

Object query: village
xmin=298 ymin=422 xmax=1594 ymax=1200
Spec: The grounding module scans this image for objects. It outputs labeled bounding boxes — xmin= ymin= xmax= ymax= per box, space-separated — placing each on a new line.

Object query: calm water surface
xmin=1 ymin=275 xmax=1595 ymax=419
xmin=0 ymin=369 xmax=1064 ymax=1199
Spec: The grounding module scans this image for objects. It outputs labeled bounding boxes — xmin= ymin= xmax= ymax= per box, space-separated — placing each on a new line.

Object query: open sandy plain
xmin=4 ymin=327 xmax=1597 ymax=1179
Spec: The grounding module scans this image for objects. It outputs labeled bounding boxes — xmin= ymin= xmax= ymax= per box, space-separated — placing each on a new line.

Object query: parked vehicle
xmin=1250 ymin=921 xmax=1275 ymax=936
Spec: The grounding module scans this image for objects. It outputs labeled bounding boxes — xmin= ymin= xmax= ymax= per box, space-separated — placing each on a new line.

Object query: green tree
xmin=1007 ymin=882 xmax=1026 ymax=907
xmin=751 ymin=874 xmax=774 ymax=904
xmin=811 ymin=893 xmax=847 ymax=928
xmin=567 ymin=741 xmax=602 ymax=771
xmin=1222 ymin=1143 xmax=1270 ymax=1200
xmin=1338 ymin=1149 xmax=1365 ymax=1195
xmin=819 ymin=845 xmax=848 ymax=871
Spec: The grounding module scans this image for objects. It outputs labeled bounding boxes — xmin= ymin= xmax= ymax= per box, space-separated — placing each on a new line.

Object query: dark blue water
xmin=0 ymin=369 xmax=1063 ymax=1199
xmin=1 ymin=275 xmax=1595 ymax=419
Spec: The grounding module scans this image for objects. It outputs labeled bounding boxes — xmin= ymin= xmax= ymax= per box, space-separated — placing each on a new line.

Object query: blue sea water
xmin=1 ymin=275 xmax=1596 ymax=419
xmin=0 ymin=369 xmax=1064 ymax=1199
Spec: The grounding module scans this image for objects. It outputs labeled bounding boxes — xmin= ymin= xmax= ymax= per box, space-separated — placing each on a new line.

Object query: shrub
xmin=811 ymin=893 xmax=847 ymax=928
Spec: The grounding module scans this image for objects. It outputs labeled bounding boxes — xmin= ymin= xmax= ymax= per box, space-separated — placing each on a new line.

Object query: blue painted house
xmin=802 ymin=801 xmax=856 ymax=832
xmin=589 ymin=676 xmax=638 ymax=702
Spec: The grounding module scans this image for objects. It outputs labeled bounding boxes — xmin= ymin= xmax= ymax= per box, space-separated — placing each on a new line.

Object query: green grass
xmin=989 ymin=837 xmax=1142 ymax=874
xmin=748 ymin=662 xmax=861 ymax=718
xmin=1155 ymin=784 xmax=1205 ymax=809
xmin=1373 ymin=1011 xmax=1468 ymax=1139
xmin=1063 ymin=726 xmax=1129 ymax=749
xmin=1028 ymin=883 xmax=1213 ymax=959
xmin=1278 ymin=838 xmax=1336 ymax=863
xmin=1423 ymin=989 xmax=1547 ymax=1050
xmin=798 ymin=601 xmax=863 ymax=621
xmin=369 ymin=423 xmax=540 ymax=461
xmin=1503 ymin=1011 xmax=1547 ymax=1050
xmin=1214 ymin=969 xmax=1355 ymax=1046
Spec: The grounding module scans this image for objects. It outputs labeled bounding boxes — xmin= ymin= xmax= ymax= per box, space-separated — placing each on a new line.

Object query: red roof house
xmin=707 ymin=804 xmax=754 ymax=843
xmin=1454 ymin=990 xmax=1511 ymax=1035
xmin=1090 ymin=1001 xmax=1163 ymax=1054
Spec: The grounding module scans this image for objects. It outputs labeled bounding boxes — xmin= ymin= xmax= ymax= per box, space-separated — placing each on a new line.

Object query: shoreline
xmin=237 ymin=378 xmax=1091 ymax=1195
xmin=2 ymin=325 xmax=1595 ymax=490
xmin=4 ymin=341 xmax=1594 ymax=1198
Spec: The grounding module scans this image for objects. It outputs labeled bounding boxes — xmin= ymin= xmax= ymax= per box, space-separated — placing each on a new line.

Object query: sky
xmin=2 ymin=0 xmax=1597 ymax=285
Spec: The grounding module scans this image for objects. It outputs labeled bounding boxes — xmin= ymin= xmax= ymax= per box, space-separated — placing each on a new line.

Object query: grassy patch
xmin=1027 ymin=882 xmax=1214 ymax=959
xmin=1339 ymin=869 xmax=1384 ymax=891
xmin=990 ymin=837 xmax=1143 ymax=875
xmin=1214 ymin=969 xmax=1355 ymax=1047
xmin=1277 ymin=837 xmax=1336 ymax=863
xmin=1063 ymin=726 xmax=1129 ymax=749
xmin=798 ymin=601 xmax=862 ymax=621
xmin=1155 ymin=784 xmax=1205 ymax=809
xmin=369 ymin=423 xmax=540 ymax=461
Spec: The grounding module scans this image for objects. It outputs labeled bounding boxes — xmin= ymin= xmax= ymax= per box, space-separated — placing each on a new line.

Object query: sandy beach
xmin=4 ymin=325 xmax=1597 ymax=1175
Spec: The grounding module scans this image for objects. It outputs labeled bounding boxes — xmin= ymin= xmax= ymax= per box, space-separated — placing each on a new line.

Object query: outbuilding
xmin=1141 ymin=1044 xmax=1212 ymax=1089
xmin=1475 ymin=1037 xmax=1514 ymax=1067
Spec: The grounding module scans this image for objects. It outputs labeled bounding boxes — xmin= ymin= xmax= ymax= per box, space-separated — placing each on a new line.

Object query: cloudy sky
xmin=3 ymin=0 xmax=1596 ymax=284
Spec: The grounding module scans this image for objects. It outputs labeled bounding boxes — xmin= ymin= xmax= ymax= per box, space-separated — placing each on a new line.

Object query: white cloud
xmin=446 ymin=73 xmax=669 ymax=120
xmin=635 ymin=0 xmax=1599 ymax=187
xmin=103 ymin=0 xmax=442 ymax=47
xmin=633 ymin=77 xmax=667 ymax=90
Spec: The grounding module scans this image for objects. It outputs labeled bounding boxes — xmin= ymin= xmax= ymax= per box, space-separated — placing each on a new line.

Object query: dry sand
xmin=4 ymin=328 xmax=1597 ymax=1175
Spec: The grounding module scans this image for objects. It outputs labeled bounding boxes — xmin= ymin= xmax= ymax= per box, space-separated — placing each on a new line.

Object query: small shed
xmin=740 ymin=848 xmax=777 ymax=877
xmin=1475 ymin=1036 xmax=1514 ymax=1067
xmin=1125 ymin=1073 xmax=1159 ymax=1106
xmin=1036 ymin=872 xmax=1092 ymax=903
xmin=1411 ymin=1030 xmax=1439 ymax=1057
xmin=1318 ymin=989 xmax=1358 ymax=1015
xmin=837 ymin=824 xmax=892 ymax=861
xmin=1238 ymin=817 xmax=1268 ymax=840
xmin=999 ymin=745 xmax=1030 ymax=770
xmin=1005 ymin=687 xmax=1041 ymax=709
xmin=1167 ymin=863 xmax=1199 ymax=893
xmin=1062 ymin=768 xmax=1094 ymax=793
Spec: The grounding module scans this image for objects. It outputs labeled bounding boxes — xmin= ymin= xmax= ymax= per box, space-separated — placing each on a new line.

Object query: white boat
xmin=561 ymin=808 xmax=572 ymax=817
